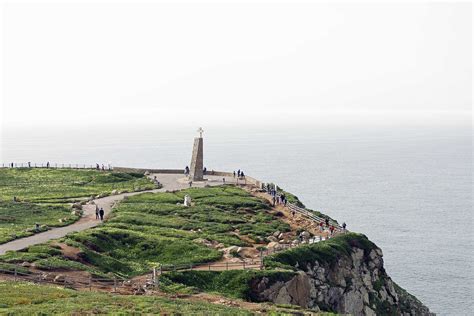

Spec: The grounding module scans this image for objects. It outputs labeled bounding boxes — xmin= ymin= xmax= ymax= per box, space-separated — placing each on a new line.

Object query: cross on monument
xmin=197 ymin=127 xmax=204 ymax=138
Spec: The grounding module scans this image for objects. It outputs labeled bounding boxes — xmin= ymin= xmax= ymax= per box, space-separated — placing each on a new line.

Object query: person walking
xmin=319 ymin=221 xmax=324 ymax=232
xmin=342 ymin=222 xmax=347 ymax=233
xmin=233 ymin=171 xmax=236 ymax=178
xmin=222 ymin=177 xmax=226 ymax=184
xmin=325 ymin=218 xmax=329 ymax=227
xmin=189 ymin=180 xmax=192 ymax=188
xmin=99 ymin=208 xmax=105 ymax=221
xmin=95 ymin=205 xmax=100 ymax=220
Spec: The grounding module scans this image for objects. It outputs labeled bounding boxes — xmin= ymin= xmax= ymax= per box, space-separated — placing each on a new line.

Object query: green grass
xmin=0 ymin=168 xmax=155 ymax=244
xmin=0 ymin=280 xmax=253 ymax=315
xmin=263 ymin=233 xmax=376 ymax=271
xmin=0 ymin=186 xmax=290 ymax=278
xmin=0 ymin=201 xmax=78 ymax=244
xmin=0 ymin=168 xmax=155 ymax=203
xmin=161 ymin=270 xmax=296 ymax=301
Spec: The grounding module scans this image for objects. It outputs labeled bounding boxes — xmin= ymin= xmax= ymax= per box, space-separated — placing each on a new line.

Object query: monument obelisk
xmin=189 ymin=127 xmax=204 ymax=181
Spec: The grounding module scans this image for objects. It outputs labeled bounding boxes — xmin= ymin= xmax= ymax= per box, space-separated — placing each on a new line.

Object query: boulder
xmin=268 ymin=236 xmax=279 ymax=242
xmin=54 ymin=275 xmax=66 ymax=283
xmin=72 ymin=203 xmax=82 ymax=210
xmin=267 ymin=241 xmax=280 ymax=249
xmin=273 ymin=231 xmax=281 ymax=237
xmin=111 ymin=190 xmax=118 ymax=195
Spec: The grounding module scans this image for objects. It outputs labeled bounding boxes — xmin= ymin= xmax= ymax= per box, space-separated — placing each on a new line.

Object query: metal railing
xmin=263 ymin=184 xmax=343 ymax=232
xmin=0 ymin=163 xmax=112 ymax=170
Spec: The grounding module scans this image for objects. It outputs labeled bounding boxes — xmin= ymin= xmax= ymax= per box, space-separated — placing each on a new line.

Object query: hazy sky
xmin=0 ymin=1 xmax=472 ymax=129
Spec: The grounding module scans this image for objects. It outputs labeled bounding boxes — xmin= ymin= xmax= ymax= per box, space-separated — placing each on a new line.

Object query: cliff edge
xmin=253 ymin=233 xmax=433 ymax=315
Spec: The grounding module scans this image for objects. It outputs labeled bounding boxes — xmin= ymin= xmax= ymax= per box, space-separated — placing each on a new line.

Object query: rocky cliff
xmin=252 ymin=233 xmax=433 ymax=315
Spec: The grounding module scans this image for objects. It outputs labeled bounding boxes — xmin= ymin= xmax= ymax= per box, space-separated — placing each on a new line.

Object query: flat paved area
xmin=0 ymin=173 xmax=235 ymax=255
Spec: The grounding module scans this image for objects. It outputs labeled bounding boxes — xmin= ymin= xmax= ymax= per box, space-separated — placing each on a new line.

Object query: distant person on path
xmin=95 ymin=205 xmax=100 ymax=220
xmin=233 ymin=171 xmax=236 ymax=178
xmin=96 ymin=163 xmax=100 ymax=170
xmin=237 ymin=169 xmax=241 ymax=177
xmin=28 ymin=162 xmax=31 ymax=168
xmin=11 ymin=162 xmax=14 ymax=168
xmin=184 ymin=166 xmax=189 ymax=175
xmin=319 ymin=221 xmax=324 ymax=232
xmin=325 ymin=218 xmax=329 ymax=227
xmin=342 ymin=222 xmax=347 ymax=233
xmin=329 ymin=225 xmax=335 ymax=236
xmin=222 ymin=178 xmax=225 ymax=183
xmin=46 ymin=162 xmax=50 ymax=168
xmin=292 ymin=210 xmax=295 ymax=217
xmin=13 ymin=196 xmax=17 ymax=203
xmin=99 ymin=208 xmax=105 ymax=221
xmin=189 ymin=181 xmax=192 ymax=187
xmin=203 ymin=167 xmax=207 ymax=174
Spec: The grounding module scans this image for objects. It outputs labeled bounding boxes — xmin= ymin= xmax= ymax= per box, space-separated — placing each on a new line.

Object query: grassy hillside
xmin=0 ymin=202 xmax=78 ymax=244
xmin=0 ymin=168 xmax=154 ymax=244
xmin=0 ymin=168 xmax=155 ymax=203
xmin=0 ymin=186 xmax=290 ymax=277
xmin=161 ymin=270 xmax=296 ymax=300
xmin=0 ymin=280 xmax=252 ymax=315
xmin=263 ymin=233 xmax=376 ymax=271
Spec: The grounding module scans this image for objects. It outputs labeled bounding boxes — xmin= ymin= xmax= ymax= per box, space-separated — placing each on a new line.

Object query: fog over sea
xmin=1 ymin=125 xmax=472 ymax=315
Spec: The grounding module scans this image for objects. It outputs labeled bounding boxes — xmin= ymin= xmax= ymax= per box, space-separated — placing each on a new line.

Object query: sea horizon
xmin=1 ymin=124 xmax=472 ymax=315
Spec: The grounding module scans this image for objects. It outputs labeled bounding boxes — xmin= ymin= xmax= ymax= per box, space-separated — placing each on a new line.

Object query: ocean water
xmin=1 ymin=125 xmax=472 ymax=315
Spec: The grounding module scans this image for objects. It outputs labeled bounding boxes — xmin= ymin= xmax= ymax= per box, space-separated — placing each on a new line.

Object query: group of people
xmin=95 ymin=163 xmax=107 ymax=171
xmin=233 ymin=170 xmax=245 ymax=178
xmin=264 ymin=182 xmax=348 ymax=238
xmin=184 ymin=166 xmax=208 ymax=175
xmin=95 ymin=205 xmax=105 ymax=221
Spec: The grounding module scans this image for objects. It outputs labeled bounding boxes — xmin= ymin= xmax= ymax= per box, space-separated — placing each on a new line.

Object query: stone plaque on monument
xmin=189 ymin=127 xmax=204 ymax=181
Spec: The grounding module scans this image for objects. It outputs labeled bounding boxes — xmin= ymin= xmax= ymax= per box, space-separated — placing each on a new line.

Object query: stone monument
xmin=184 ymin=194 xmax=192 ymax=207
xmin=189 ymin=127 xmax=204 ymax=181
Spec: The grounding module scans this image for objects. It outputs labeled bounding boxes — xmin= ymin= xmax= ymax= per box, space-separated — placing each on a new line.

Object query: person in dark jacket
xmin=99 ymin=208 xmax=105 ymax=221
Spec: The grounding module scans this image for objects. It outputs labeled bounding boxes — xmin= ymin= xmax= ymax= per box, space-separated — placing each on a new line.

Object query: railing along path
xmin=0 ymin=171 xmax=345 ymax=290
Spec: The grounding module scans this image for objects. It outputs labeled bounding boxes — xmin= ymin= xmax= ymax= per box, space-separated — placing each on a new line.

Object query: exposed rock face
xmin=252 ymin=241 xmax=433 ymax=315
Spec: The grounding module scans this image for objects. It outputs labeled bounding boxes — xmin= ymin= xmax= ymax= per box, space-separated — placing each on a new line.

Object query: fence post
xmin=113 ymin=277 xmax=117 ymax=292
xmin=153 ymin=267 xmax=158 ymax=288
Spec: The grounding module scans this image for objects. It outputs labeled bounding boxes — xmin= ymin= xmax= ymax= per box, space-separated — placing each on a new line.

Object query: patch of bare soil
xmin=53 ymin=242 xmax=82 ymax=261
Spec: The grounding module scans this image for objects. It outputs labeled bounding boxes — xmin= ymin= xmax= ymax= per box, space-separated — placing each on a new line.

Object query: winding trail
xmin=0 ymin=173 xmax=234 ymax=255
